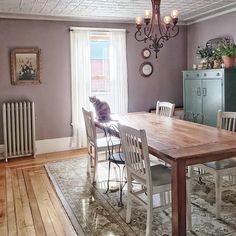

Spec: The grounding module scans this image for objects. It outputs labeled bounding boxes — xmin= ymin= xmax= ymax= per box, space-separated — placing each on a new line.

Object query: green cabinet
xmin=183 ymin=69 xmax=236 ymax=127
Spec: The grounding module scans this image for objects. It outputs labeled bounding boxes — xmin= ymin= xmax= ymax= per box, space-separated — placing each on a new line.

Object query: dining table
xmin=95 ymin=112 xmax=236 ymax=236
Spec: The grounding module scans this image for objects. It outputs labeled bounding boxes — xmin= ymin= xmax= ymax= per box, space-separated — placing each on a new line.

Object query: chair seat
xmin=97 ymin=136 xmax=120 ymax=149
xmin=151 ymin=164 xmax=171 ymax=186
xmin=203 ymin=158 xmax=236 ymax=170
xmin=149 ymin=154 xmax=166 ymax=166
xmin=109 ymin=153 xmax=125 ymax=164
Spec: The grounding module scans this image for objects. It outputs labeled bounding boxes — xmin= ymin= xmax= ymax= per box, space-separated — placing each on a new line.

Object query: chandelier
xmin=135 ymin=0 xmax=179 ymax=58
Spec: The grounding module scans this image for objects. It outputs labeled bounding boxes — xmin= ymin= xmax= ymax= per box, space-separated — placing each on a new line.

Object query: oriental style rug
xmin=45 ymin=157 xmax=236 ymax=236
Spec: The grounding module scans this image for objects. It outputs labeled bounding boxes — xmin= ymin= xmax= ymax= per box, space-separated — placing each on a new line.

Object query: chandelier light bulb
xmin=163 ymin=16 xmax=171 ymax=24
xmin=171 ymin=9 xmax=179 ymax=19
xmin=136 ymin=16 xmax=143 ymax=25
xmin=144 ymin=10 xmax=151 ymax=19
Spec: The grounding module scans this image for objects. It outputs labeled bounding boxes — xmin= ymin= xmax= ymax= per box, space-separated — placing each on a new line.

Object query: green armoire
xmin=183 ymin=69 xmax=236 ymax=127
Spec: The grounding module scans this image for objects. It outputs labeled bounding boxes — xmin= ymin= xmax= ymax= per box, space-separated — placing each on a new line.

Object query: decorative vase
xmin=207 ymin=61 xmax=214 ymax=69
xmin=201 ymin=59 xmax=208 ymax=69
xmin=222 ymin=56 xmax=235 ymax=68
xmin=213 ymin=60 xmax=221 ymax=69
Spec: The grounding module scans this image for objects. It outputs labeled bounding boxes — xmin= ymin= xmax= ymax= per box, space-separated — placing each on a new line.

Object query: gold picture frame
xmin=10 ymin=48 xmax=41 ymax=85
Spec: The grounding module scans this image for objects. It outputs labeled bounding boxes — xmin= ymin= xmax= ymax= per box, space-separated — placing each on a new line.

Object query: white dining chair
xmin=82 ymin=108 xmax=120 ymax=183
xmin=118 ymin=124 xmax=192 ymax=236
xmin=156 ymin=101 xmax=175 ymax=117
xmin=191 ymin=110 xmax=236 ymax=219
xmin=154 ymin=101 xmax=175 ymax=166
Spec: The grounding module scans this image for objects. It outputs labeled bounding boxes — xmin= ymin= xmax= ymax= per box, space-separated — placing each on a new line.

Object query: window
xmin=70 ymin=28 xmax=128 ymax=148
xmin=90 ymin=32 xmax=111 ymax=102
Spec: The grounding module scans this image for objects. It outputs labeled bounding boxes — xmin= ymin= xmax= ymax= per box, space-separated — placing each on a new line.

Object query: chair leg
xmin=89 ymin=145 xmax=93 ymax=167
xmin=93 ymin=149 xmax=98 ymax=184
xmin=87 ymin=155 xmax=91 ymax=176
xmin=118 ymin=165 xmax=125 ymax=207
xmin=87 ymin=145 xmax=93 ymax=179
xmin=126 ymin=173 xmax=132 ymax=224
xmin=105 ymin=160 xmax=111 ymax=194
xmin=215 ymin=173 xmax=221 ymax=219
xmin=146 ymin=191 xmax=153 ymax=236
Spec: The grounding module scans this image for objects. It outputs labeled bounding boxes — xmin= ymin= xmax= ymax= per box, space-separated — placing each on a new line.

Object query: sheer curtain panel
xmin=70 ymin=29 xmax=91 ymax=148
xmin=109 ymin=30 xmax=128 ymax=113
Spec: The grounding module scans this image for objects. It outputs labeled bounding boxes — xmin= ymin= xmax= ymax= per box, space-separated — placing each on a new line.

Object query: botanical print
xmin=10 ymin=48 xmax=41 ymax=85
xmin=16 ymin=53 xmax=37 ymax=81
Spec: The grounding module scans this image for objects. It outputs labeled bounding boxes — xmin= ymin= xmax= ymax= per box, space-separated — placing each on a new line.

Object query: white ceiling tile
xmin=0 ymin=0 xmax=235 ymax=22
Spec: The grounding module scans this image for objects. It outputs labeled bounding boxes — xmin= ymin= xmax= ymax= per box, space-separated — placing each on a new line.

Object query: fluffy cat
xmin=89 ymin=96 xmax=111 ymax=122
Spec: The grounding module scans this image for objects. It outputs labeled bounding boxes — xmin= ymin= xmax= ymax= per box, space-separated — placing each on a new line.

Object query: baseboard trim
xmin=36 ymin=137 xmax=77 ymax=154
xmin=0 ymin=137 xmax=78 ymax=156
xmin=0 ymin=144 xmax=4 ymax=159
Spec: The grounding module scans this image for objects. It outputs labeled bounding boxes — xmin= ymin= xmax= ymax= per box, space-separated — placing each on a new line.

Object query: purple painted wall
xmin=187 ymin=11 xmax=236 ymax=69
xmin=0 ymin=19 xmax=187 ymax=143
xmin=126 ymin=24 xmax=187 ymax=112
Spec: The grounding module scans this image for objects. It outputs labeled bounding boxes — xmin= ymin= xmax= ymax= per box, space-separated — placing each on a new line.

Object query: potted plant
xmin=196 ymin=45 xmax=213 ymax=69
xmin=219 ymin=44 xmax=236 ymax=68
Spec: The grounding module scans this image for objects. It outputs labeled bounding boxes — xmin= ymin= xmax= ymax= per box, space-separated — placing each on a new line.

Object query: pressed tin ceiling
xmin=0 ymin=0 xmax=236 ymax=23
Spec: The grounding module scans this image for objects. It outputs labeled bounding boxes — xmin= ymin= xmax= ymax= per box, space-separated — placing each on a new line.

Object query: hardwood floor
xmin=0 ymin=149 xmax=87 ymax=236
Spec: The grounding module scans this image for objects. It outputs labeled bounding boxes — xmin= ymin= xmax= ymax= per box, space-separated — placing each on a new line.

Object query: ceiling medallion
xmin=135 ymin=0 xmax=179 ymax=59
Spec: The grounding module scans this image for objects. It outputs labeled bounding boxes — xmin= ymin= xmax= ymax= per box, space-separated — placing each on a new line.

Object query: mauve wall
xmin=0 ymin=19 xmax=187 ymax=143
xmin=127 ymin=24 xmax=187 ymax=112
xmin=187 ymin=11 xmax=236 ymax=69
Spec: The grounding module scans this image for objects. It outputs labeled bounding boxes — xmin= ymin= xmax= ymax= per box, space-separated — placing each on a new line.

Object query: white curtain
xmin=70 ymin=28 xmax=128 ymax=148
xmin=109 ymin=30 xmax=128 ymax=113
xmin=70 ymin=30 xmax=91 ymax=148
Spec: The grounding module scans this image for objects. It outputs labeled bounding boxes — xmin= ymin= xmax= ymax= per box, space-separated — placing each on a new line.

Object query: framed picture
xmin=10 ymin=48 xmax=41 ymax=85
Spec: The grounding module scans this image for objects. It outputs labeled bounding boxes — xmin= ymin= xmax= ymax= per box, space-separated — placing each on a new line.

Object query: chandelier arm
xmin=169 ymin=25 xmax=180 ymax=38
xmin=144 ymin=25 xmax=152 ymax=39
xmin=154 ymin=35 xmax=167 ymax=58
xmin=134 ymin=30 xmax=148 ymax=42
xmin=148 ymin=38 xmax=164 ymax=58
xmin=163 ymin=27 xmax=171 ymax=40
xmin=163 ymin=25 xmax=179 ymax=39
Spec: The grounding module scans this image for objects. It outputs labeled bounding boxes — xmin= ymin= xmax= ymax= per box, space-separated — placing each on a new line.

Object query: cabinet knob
xmin=204 ymin=73 xmax=207 ymax=76
xmin=216 ymin=73 xmax=220 ymax=76
xmin=197 ymin=74 xmax=199 ymax=77
xmin=186 ymin=74 xmax=189 ymax=77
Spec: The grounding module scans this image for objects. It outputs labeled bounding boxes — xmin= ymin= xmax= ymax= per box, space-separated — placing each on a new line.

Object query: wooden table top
xmin=99 ymin=112 xmax=236 ymax=165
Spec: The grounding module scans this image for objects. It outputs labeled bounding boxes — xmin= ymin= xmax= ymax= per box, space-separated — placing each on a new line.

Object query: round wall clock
xmin=141 ymin=48 xmax=151 ymax=59
xmin=139 ymin=62 xmax=153 ymax=77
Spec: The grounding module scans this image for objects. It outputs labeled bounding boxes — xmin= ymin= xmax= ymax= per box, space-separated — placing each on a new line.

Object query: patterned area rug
xmin=45 ymin=157 xmax=236 ymax=236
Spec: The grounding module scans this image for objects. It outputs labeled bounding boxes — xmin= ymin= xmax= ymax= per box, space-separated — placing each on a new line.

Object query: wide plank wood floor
xmin=0 ymin=149 xmax=87 ymax=236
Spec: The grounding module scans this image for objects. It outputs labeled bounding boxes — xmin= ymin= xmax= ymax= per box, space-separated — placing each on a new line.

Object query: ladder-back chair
xmin=156 ymin=101 xmax=175 ymax=117
xmin=118 ymin=124 xmax=192 ymax=236
xmin=82 ymin=108 xmax=120 ymax=183
xmin=192 ymin=110 xmax=236 ymax=219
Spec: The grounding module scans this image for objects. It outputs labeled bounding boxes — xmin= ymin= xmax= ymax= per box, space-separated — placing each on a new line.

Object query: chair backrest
xmin=156 ymin=101 xmax=175 ymax=117
xmin=217 ymin=110 xmax=236 ymax=132
xmin=118 ymin=124 xmax=151 ymax=185
xmin=82 ymin=108 xmax=96 ymax=145
xmin=104 ymin=124 xmax=122 ymax=161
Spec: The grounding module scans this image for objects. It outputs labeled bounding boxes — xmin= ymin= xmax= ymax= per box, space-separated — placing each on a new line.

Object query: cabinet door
xmin=202 ymin=79 xmax=223 ymax=126
xmin=184 ymin=79 xmax=202 ymax=123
